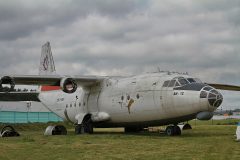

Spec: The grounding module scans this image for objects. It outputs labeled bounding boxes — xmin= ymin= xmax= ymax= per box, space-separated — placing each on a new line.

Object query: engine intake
xmin=1 ymin=125 xmax=20 ymax=137
xmin=60 ymin=77 xmax=77 ymax=93
xmin=44 ymin=125 xmax=67 ymax=136
xmin=0 ymin=76 xmax=15 ymax=92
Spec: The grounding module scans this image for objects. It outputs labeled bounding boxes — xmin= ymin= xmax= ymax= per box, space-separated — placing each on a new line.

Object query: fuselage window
xmin=131 ymin=81 xmax=136 ymax=84
xmin=136 ymin=94 xmax=140 ymax=99
xmin=168 ymin=80 xmax=176 ymax=87
xmin=187 ymin=78 xmax=196 ymax=83
xmin=79 ymin=102 xmax=81 ymax=107
xmin=66 ymin=104 xmax=68 ymax=108
xmin=163 ymin=80 xmax=170 ymax=87
xmin=127 ymin=95 xmax=130 ymax=100
xmin=178 ymin=78 xmax=189 ymax=85
xmin=70 ymin=104 xmax=72 ymax=107
xmin=121 ymin=96 xmax=124 ymax=101
xmin=74 ymin=103 xmax=76 ymax=107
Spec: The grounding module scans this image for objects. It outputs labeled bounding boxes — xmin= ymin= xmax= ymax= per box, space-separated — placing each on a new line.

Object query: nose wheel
xmin=165 ymin=125 xmax=181 ymax=136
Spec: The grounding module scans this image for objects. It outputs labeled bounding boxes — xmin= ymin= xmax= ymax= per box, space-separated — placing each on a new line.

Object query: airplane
xmin=1 ymin=42 xmax=240 ymax=136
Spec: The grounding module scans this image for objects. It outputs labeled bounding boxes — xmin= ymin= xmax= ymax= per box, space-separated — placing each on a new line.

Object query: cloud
xmin=0 ymin=0 xmax=239 ymax=109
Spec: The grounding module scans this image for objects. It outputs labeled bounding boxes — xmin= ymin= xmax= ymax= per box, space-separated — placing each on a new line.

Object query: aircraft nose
xmin=207 ymin=89 xmax=223 ymax=108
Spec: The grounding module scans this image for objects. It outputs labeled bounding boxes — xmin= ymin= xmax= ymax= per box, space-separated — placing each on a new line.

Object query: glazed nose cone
xmin=208 ymin=89 xmax=223 ymax=108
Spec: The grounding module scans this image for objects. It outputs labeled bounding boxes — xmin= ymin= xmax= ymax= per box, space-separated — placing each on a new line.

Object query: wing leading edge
xmin=0 ymin=75 xmax=106 ymax=101
xmin=207 ymin=83 xmax=240 ymax=91
xmin=0 ymin=75 xmax=106 ymax=87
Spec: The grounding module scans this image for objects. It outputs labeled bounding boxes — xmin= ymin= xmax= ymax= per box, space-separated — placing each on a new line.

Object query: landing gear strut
xmin=165 ymin=125 xmax=181 ymax=136
xmin=75 ymin=115 xmax=93 ymax=134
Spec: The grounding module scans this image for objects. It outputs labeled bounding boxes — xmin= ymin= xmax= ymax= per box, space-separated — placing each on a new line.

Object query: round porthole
xmin=136 ymin=94 xmax=140 ymax=99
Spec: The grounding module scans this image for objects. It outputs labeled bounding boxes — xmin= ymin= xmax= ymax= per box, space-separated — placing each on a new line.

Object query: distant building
xmin=0 ymin=102 xmax=62 ymax=123
xmin=233 ymin=111 xmax=240 ymax=116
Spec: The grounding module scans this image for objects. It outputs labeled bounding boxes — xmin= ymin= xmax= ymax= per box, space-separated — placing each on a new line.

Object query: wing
xmin=206 ymin=83 xmax=240 ymax=91
xmin=0 ymin=75 xmax=106 ymax=93
xmin=6 ymin=75 xmax=105 ymax=86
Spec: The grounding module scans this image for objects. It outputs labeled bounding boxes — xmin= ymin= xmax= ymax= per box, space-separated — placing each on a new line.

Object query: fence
xmin=0 ymin=111 xmax=62 ymax=123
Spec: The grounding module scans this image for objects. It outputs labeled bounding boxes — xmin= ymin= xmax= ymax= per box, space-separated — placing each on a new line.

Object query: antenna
xmin=157 ymin=66 xmax=161 ymax=72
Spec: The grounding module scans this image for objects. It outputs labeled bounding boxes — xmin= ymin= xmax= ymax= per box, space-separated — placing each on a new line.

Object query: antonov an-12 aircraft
xmin=1 ymin=42 xmax=240 ymax=136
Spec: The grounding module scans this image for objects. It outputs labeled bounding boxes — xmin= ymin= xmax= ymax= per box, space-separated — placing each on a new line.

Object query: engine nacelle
xmin=44 ymin=125 xmax=67 ymax=136
xmin=60 ymin=77 xmax=77 ymax=93
xmin=1 ymin=125 xmax=20 ymax=137
xmin=0 ymin=76 xmax=15 ymax=92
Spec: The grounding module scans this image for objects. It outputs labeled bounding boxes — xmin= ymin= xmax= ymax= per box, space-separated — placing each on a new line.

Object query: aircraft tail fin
xmin=39 ymin=42 xmax=56 ymax=75
xmin=39 ymin=42 xmax=59 ymax=92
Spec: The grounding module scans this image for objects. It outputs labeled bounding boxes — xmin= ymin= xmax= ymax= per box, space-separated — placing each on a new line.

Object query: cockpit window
xmin=203 ymin=86 xmax=212 ymax=91
xmin=168 ymin=80 xmax=176 ymax=87
xmin=178 ymin=78 xmax=189 ymax=85
xmin=163 ymin=80 xmax=170 ymax=87
xmin=187 ymin=78 xmax=196 ymax=83
xmin=194 ymin=78 xmax=202 ymax=83
xmin=175 ymin=81 xmax=180 ymax=87
xmin=163 ymin=77 xmax=201 ymax=88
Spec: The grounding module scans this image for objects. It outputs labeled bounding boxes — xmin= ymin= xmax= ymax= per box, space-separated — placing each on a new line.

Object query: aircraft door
xmin=160 ymin=80 xmax=174 ymax=114
xmin=153 ymin=80 xmax=162 ymax=109
xmin=161 ymin=85 xmax=168 ymax=112
xmin=82 ymin=91 xmax=89 ymax=113
xmin=87 ymin=88 xmax=101 ymax=113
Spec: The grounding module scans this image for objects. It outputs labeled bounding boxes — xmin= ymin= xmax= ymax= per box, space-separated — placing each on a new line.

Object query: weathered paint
xmin=38 ymin=72 xmax=221 ymax=127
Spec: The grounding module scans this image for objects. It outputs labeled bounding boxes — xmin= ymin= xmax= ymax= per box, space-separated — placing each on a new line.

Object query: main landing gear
xmin=165 ymin=125 xmax=181 ymax=136
xmin=75 ymin=115 xmax=93 ymax=134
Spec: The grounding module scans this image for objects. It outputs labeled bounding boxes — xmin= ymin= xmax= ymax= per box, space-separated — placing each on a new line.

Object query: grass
xmin=0 ymin=120 xmax=240 ymax=160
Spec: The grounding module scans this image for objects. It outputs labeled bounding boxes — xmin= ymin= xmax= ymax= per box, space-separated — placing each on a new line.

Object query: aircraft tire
xmin=165 ymin=125 xmax=181 ymax=136
xmin=75 ymin=121 xmax=93 ymax=134
xmin=165 ymin=126 xmax=174 ymax=136
xmin=84 ymin=119 xmax=93 ymax=134
xmin=173 ymin=125 xmax=181 ymax=136
xmin=75 ymin=124 xmax=85 ymax=134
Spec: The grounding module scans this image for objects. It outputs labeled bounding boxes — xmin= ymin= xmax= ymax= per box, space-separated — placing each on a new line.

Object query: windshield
xmin=162 ymin=77 xmax=202 ymax=88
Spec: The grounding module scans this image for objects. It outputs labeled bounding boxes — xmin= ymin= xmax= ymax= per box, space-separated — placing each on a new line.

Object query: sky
xmin=0 ymin=0 xmax=240 ymax=109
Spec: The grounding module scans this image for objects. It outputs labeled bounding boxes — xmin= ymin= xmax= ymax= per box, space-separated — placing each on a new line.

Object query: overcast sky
xmin=0 ymin=0 xmax=240 ymax=109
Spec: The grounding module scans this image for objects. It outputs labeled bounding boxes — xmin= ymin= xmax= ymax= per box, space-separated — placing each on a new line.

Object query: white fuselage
xmin=38 ymin=72 xmax=220 ymax=127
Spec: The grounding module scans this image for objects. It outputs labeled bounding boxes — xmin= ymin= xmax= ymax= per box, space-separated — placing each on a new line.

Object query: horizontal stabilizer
xmin=207 ymin=83 xmax=240 ymax=91
xmin=0 ymin=92 xmax=40 ymax=101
